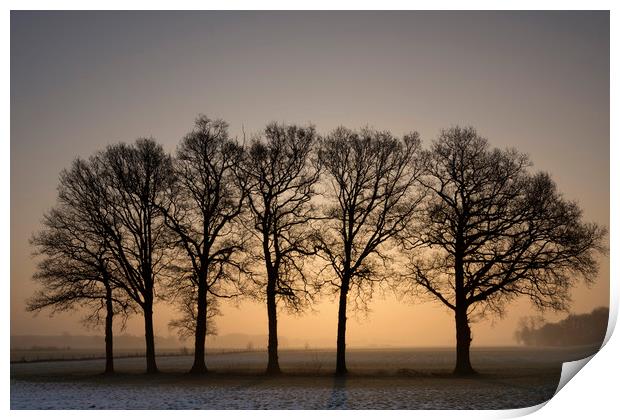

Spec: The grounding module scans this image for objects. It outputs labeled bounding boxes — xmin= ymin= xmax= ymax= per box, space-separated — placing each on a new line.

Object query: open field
xmin=10 ymin=346 xmax=599 ymax=409
xmin=11 ymin=348 xmax=192 ymax=363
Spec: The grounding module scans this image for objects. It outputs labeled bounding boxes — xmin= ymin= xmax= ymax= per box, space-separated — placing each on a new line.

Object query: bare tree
xmin=317 ymin=127 xmax=424 ymax=375
xmin=240 ymin=123 xmax=320 ymax=374
xmin=28 ymin=159 xmax=132 ymax=374
xmin=405 ymin=126 xmax=606 ymax=375
xmin=161 ymin=115 xmax=246 ymax=374
xmin=93 ymin=139 xmax=175 ymax=374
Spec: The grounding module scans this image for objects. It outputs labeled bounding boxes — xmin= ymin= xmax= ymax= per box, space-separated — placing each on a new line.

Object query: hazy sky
xmin=11 ymin=11 xmax=609 ymax=347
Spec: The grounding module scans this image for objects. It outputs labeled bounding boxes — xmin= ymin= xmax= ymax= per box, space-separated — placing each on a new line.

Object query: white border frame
xmin=3 ymin=2 xmax=616 ymax=420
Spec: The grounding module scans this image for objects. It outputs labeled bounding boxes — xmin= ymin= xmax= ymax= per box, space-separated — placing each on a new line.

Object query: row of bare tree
xmin=28 ymin=116 xmax=605 ymax=376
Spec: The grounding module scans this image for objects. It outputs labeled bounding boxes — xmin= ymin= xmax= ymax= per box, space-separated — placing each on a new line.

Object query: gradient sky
xmin=11 ymin=11 xmax=609 ymax=346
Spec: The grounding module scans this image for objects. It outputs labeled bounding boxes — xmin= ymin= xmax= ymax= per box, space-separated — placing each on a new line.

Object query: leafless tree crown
xmin=407 ymin=126 xmax=606 ymax=317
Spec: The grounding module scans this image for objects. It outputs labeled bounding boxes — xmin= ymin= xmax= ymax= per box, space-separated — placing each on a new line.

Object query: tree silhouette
xmin=161 ymin=115 xmax=246 ymax=374
xmin=239 ymin=123 xmax=320 ymax=374
xmin=317 ymin=127 xmax=424 ymax=375
xmin=26 ymin=118 xmax=606 ymax=380
xmin=404 ymin=126 xmax=606 ymax=375
xmin=515 ymin=307 xmax=608 ymax=347
xmin=168 ymin=290 xmax=221 ymax=342
xmin=28 ymin=159 xmax=133 ymax=374
xmin=93 ymin=139 xmax=175 ymax=374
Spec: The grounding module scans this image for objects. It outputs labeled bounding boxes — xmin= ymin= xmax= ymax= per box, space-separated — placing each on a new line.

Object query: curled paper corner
xmin=496 ymin=400 xmax=548 ymax=419
xmin=495 ymin=353 xmax=598 ymax=419
xmin=554 ymin=354 xmax=595 ymax=396
xmin=520 ymin=297 xmax=617 ymax=416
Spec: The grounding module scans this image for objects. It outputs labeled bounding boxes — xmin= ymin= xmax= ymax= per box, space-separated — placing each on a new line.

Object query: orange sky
xmin=11 ymin=11 xmax=609 ymax=347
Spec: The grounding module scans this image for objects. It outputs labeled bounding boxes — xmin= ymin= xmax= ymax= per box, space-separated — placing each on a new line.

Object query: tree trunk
xmin=143 ymin=300 xmax=158 ymax=374
xmin=453 ymin=233 xmax=475 ymax=375
xmin=335 ymin=281 xmax=349 ymax=375
xmin=454 ymin=306 xmax=476 ymax=375
xmin=266 ymin=276 xmax=281 ymax=375
xmin=190 ymin=277 xmax=208 ymax=374
xmin=104 ymin=284 xmax=114 ymax=374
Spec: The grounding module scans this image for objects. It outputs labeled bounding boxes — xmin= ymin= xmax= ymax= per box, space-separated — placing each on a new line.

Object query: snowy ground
xmin=10 ymin=346 xmax=598 ymax=409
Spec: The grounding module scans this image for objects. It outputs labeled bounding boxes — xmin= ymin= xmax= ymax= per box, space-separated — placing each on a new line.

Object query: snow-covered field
xmin=10 ymin=346 xmax=598 ymax=409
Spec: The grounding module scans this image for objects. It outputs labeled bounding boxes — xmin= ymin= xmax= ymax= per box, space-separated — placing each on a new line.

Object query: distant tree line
xmin=28 ymin=115 xmax=606 ymax=376
xmin=515 ymin=307 xmax=608 ymax=347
